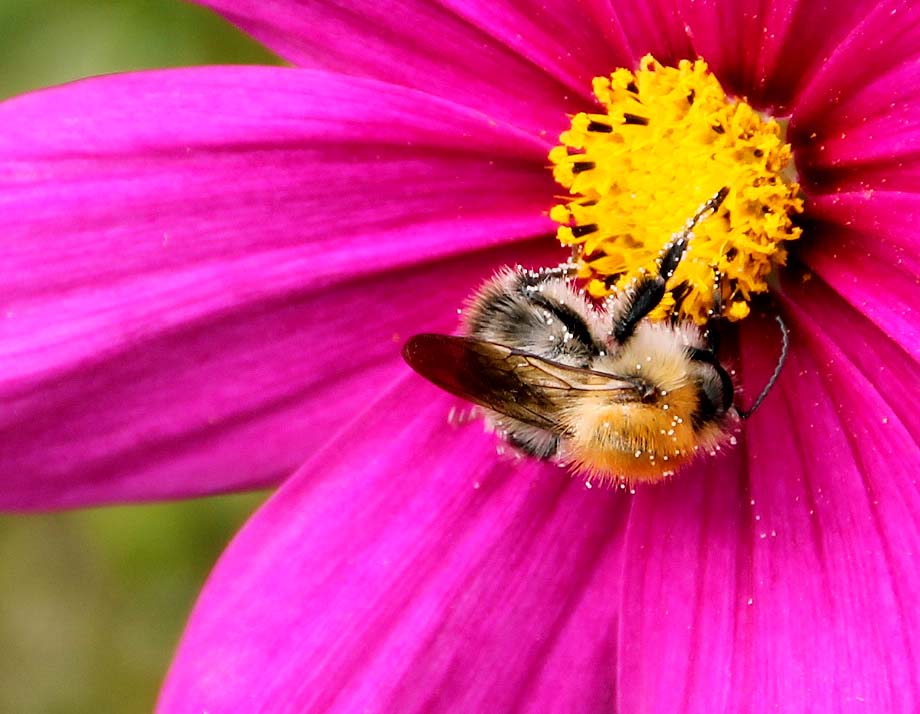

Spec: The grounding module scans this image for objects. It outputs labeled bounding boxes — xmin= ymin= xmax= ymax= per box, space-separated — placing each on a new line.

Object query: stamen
xmin=549 ymin=55 xmax=803 ymax=324
xmin=571 ymin=224 xmax=599 ymax=238
xmin=622 ymin=113 xmax=650 ymax=126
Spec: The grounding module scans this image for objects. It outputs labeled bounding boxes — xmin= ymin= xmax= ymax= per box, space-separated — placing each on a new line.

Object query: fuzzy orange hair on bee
xmin=402 ymin=189 xmax=788 ymax=484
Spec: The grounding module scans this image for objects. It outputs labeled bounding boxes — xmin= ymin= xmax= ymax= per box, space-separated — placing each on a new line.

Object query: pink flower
xmin=2 ymin=0 xmax=919 ymax=711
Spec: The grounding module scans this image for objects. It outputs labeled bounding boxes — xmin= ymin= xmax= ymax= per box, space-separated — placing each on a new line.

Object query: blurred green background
xmin=0 ymin=2 xmax=283 ymax=712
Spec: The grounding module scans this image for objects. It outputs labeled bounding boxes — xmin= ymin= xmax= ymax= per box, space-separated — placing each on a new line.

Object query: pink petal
xmin=159 ymin=381 xmax=633 ymax=713
xmin=196 ymin=0 xmax=914 ymax=133
xmin=795 ymin=218 xmax=920 ymax=360
xmin=748 ymin=0 xmax=880 ymax=110
xmin=195 ymin=0 xmax=619 ymax=136
xmin=669 ymin=0 xmax=769 ymax=96
xmin=618 ymin=306 xmax=920 ymax=711
xmin=794 ymin=97 xmax=920 ymax=194
xmin=791 ymin=0 xmax=920 ymax=136
xmin=600 ymin=0 xmax=827 ymax=106
xmin=423 ymin=0 xmax=629 ymax=95
xmin=0 ymin=67 xmax=558 ymax=509
xmin=616 ymin=446 xmax=748 ymax=712
xmin=160 ymin=300 xmax=919 ymax=710
xmin=789 ymin=2 xmax=920 ymax=195
xmin=592 ymin=0 xmax=693 ymax=67
xmin=806 ymin=191 xmax=920 ymax=259
xmin=799 ymin=151 xmax=920 ymax=198
xmin=781 ymin=276 xmax=920 ymax=446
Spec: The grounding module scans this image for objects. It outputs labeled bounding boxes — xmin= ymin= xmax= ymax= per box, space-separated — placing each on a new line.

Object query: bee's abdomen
xmin=560 ymin=386 xmax=704 ymax=483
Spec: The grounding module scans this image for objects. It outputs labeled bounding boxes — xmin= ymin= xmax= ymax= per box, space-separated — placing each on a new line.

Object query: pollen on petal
xmin=550 ymin=55 xmax=803 ymax=324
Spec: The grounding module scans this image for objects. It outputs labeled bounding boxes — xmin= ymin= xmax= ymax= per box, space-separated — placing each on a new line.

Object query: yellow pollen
xmin=549 ymin=55 xmax=803 ymax=323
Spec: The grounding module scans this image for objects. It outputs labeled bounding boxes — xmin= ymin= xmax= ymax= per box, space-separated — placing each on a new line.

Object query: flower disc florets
xmin=549 ymin=55 xmax=803 ymax=323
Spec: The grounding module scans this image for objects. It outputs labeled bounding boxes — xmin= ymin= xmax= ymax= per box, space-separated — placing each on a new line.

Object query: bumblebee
xmin=403 ymin=189 xmax=787 ymax=483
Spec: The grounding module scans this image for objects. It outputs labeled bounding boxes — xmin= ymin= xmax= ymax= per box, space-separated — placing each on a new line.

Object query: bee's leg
xmin=680 ymin=271 xmax=735 ymax=414
xmin=612 ymin=187 xmax=728 ymax=344
xmin=612 ymin=235 xmax=689 ymax=343
xmin=501 ymin=419 xmax=560 ymax=459
xmin=704 ymin=268 xmax=724 ymax=354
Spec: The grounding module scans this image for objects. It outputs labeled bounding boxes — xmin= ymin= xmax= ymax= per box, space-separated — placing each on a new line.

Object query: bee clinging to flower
xmin=403 ymin=189 xmax=788 ymax=484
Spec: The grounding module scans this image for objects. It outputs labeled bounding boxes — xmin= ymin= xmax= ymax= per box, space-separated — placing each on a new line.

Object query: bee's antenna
xmin=737 ymin=314 xmax=789 ymax=420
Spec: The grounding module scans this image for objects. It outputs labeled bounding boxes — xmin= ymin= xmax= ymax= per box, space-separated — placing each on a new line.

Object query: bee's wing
xmin=403 ymin=333 xmax=640 ymax=432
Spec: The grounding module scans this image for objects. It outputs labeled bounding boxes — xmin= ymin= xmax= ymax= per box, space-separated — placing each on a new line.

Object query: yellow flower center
xmin=549 ymin=55 xmax=803 ymax=323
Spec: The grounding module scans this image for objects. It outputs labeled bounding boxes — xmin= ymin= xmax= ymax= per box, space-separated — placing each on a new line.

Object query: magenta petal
xmin=618 ymin=310 xmax=920 ymax=711
xmin=425 ymin=0 xmax=630 ymax=94
xmin=202 ymin=0 xmax=603 ymax=135
xmin=781 ymin=277 xmax=920 ymax=446
xmin=796 ymin=220 xmax=920 ymax=360
xmin=746 ymin=0 xmax=880 ymax=109
xmin=159 ymin=382 xmax=633 ymax=713
xmin=1 ymin=256 xmax=494 ymax=510
xmin=806 ymin=192 xmax=920 ymax=259
xmin=789 ymin=3 xmax=920 ymax=195
xmin=795 ymin=75 xmax=920 ymax=192
xmin=195 ymin=0 xmax=615 ymax=135
xmin=792 ymin=0 xmax=920 ymax=135
xmin=0 ymin=67 xmax=558 ymax=509
xmin=618 ymin=451 xmax=748 ymax=711
xmin=159 ymin=307 xmax=919 ymax=710
xmin=160 ymin=311 xmax=920 ymax=712
xmin=658 ymin=0 xmax=783 ymax=100
xmin=642 ymin=0 xmax=884 ymax=109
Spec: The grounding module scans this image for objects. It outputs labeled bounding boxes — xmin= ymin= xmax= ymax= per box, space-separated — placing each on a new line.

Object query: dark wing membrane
xmin=403 ymin=334 xmax=639 ymax=432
